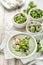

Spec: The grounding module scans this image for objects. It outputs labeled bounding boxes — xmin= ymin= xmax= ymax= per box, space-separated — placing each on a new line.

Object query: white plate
xmin=0 ymin=0 xmax=25 ymax=9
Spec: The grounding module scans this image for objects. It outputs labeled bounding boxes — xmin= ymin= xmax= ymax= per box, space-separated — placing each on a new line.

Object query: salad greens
xmin=30 ymin=9 xmax=43 ymax=19
xmin=13 ymin=36 xmax=30 ymax=54
xmin=14 ymin=38 xmax=42 ymax=53
xmin=14 ymin=13 xmax=27 ymax=24
xmin=24 ymin=8 xmax=31 ymax=14
xmin=29 ymin=1 xmax=36 ymax=8
xmin=36 ymin=39 xmax=42 ymax=52
xmin=23 ymin=1 xmax=37 ymax=14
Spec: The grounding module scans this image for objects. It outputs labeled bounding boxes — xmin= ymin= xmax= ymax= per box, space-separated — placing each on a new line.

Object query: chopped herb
xmin=36 ymin=39 xmax=42 ymax=52
xmin=23 ymin=1 xmax=37 ymax=14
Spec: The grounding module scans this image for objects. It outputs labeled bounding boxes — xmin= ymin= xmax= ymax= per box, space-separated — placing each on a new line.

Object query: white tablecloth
xmin=0 ymin=0 xmax=43 ymax=65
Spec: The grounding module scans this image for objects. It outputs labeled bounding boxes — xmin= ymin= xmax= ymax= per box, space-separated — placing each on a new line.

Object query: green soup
xmin=9 ymin=34 xmax=36 ymax=57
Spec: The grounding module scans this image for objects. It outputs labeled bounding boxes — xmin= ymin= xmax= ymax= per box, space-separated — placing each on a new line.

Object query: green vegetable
xmin=19 ymin=39 xmax=29 ymax=50
xmin=36 ymin=39 xmax=42 ymax=52
xmin=27 ymin=22 xmax=41 ymax=33
xmin=29 ymin=1 xmax=36 ymax=8
xmin=36 ymin=25 xmax=41 ymax=32
xmin=23 ymin=1 xmax=37 ymax=14
xmin=30 ymin=26 xmax=35 ymax=32
xmin=14 ymin=36 xmax=30 ymax=53
xmin=24 ymin=8 xmax=31 ymax=14
xmin=30 ymin=9 xmax=43 ymax=19
xmin=14 ymin=13 xmax=27 ymax=24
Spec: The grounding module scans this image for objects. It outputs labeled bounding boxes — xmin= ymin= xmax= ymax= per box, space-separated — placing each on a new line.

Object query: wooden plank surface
xmin=0 ymin=3 xmax=13 ymax=65
xmin=0 ymin=3 xmax=5 ymax=44
xmin=0 ymin=3 xmax=23 ymax=65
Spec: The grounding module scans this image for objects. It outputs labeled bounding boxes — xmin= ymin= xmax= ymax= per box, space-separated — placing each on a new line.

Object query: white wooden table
xmin=0 ymin=3 xmax=23 ymax=65
xmin=0 ymin=0 xmax=43 ymax=65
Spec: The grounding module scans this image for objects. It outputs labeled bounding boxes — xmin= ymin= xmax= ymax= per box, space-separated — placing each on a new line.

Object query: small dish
xmin=7 ymin=32 xmax=37 ymax=59
xmin=13 ymin=12 xmax=28 ymax=28
xmin=26 ymin=21 xmax=43 ymax=36
xmin=29 ymin=8 xmax=43 ymax=22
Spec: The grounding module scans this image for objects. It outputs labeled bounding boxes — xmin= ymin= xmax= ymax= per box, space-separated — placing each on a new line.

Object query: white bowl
xmin=7 ymin=32 xmax=37 ymax=59
xmin=26 ymin=21 xmax=43 ymax=36
xmin=29 ymin=8 xmax=43 ymax=22
xmin=13 ymin=12 xmax=28 ymax=28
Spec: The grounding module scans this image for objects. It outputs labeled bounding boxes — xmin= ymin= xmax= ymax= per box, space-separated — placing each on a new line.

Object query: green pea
xmin=14 ymin=13 xmax=27 ymax=24
xmin=30 ymin=26 xmax=35 ymax=32
xmin=36 ymin=25 xmax=41 ymax=32
xmin=28 ymin=22 xmax=41 ymax=33
xmin=30 ymin=9 xmax=43 ymax=19
xmin=36 ymin=39 xmax=42 ymax=52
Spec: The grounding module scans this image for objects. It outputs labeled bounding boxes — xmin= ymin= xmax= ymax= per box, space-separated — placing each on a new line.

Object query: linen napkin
xmin=1 ymin=30 xmax=41 ymax=64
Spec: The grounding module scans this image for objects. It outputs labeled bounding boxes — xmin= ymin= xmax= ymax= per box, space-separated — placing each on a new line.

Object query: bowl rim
xmin=26 ymin=21 xmax=43 ymax=35
xmin=29 ymin=8 xmax=43 ymax=20
xmin=7 ymin=32 xmax=37 ymax=59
